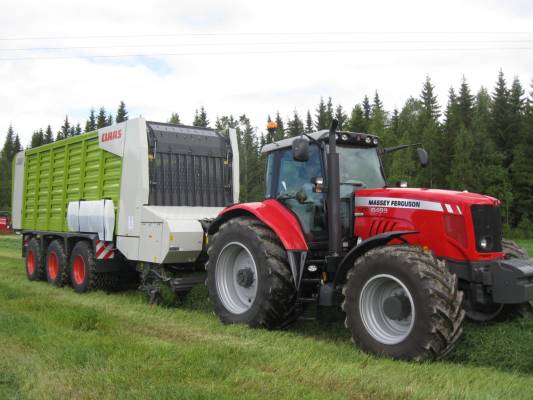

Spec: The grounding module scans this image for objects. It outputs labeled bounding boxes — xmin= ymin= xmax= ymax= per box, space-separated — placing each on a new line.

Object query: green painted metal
xmin=21 ymin=131 xmax=122 ymax=232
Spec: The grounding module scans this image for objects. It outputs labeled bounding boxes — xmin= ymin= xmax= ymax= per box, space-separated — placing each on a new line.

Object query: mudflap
xmin=492 ymin=258 xmax=533 ymax=304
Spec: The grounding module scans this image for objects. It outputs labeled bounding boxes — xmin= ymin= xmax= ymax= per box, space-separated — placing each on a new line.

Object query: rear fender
xmin=207 ymin=199 xmax=308 ymax=251
xmin=333 ymin=231 xmax=418 ymax=287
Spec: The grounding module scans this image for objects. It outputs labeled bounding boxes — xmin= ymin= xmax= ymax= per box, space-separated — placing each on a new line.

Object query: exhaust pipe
xmin=327 ymin=119 xmax=341 ymax=257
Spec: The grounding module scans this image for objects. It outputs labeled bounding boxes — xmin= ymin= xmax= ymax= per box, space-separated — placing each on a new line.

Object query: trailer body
xmin=12 ymin=118 xmax=238 ymax=271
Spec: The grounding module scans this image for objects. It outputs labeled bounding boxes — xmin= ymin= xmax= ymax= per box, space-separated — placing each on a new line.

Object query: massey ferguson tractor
xmin=205 ymin=120 xmax=533 ymax=361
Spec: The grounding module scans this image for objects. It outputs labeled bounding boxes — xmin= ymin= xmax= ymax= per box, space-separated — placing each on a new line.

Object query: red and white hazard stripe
xmin=442 ymin=203 xmax=463 ymax=215
xmin=95 ymin=240 xmax=114 ymax=259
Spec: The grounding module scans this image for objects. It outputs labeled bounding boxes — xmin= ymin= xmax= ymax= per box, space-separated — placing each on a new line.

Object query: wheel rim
xmin=72 ymin=255 xmax=86 ymax=285
xmin=27 ymin=250 xmax=35 ymax=275
xmin=215 ymin=242 xmax=258 ymax=314
xmin=359 ymin=274 xmax=415 ymax=345
xmin=48 ymin=252 xmax=58 ymax=280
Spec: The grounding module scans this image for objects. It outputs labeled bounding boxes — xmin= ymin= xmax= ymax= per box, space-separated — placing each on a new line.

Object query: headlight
xmin=373 ymin=138 xmax=379 ymax=145
xmin=341 ymin=134 xmax=349 ymax=141
xmin=365 ymin=137 xmax=372 ymax=144
xmin=479 ymin=237 xmax=491 ymax=250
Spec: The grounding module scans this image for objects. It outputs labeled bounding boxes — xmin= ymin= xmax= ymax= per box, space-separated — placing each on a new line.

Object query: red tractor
xmin=205 ymin=120 xmax=533 ymax=361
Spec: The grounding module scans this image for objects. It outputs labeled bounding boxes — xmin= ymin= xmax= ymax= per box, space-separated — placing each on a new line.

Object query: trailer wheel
xmin=70 ymin=241 xmax=98 ymax=293
xmin=46 ymin=240 xmax=68 ymax=287
xmin=207 ymin=216 xmax=296 ymax=329
xmin=342 ymin=245 xmax=464 ymax=361
xmin=26 ymin=238 xmax=45 ymax=281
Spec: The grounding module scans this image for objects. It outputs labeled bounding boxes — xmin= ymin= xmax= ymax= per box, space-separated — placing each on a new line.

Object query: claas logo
xmin=101 ymin=129 xmax=122 ymax=142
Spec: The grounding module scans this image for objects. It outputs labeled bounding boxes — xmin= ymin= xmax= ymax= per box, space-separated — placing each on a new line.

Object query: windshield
xmin=337 ymin=146 xmax=386 ymax=195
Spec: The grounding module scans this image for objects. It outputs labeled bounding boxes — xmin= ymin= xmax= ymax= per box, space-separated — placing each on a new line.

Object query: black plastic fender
xmin=333 ymin=231 xmax=418 ymax=287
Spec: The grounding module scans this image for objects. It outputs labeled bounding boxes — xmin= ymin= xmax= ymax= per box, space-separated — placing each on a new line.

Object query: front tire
xmin=342 ymin=245 xmax=464 ymax=361
xmin=207 ymin=217 xmax=296 ymax=329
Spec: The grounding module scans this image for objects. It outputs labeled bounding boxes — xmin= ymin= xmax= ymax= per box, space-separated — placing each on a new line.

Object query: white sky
xmin=1 ymin=0 xmax=532 ymax=145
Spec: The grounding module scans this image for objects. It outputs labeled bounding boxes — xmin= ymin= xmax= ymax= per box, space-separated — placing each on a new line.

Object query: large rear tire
xmin=207 ymin=216 xmax=296 ymax=329
xmin=26 ymin=238 xmax=45 ymax=281
xmin=46 ymin=240 xmax=68 ymax=287
xmin=342 ymin=245 xmax=464 ymax=361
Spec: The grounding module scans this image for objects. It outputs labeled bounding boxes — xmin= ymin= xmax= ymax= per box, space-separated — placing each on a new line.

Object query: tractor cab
xmin=262 ymin=130 xmax=386 ymax=252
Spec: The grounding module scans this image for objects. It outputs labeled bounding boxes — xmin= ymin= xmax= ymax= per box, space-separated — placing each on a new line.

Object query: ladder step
xmin=298 ymin=297 xmax=318 ymax=304
xmin=301 ymin=278 xmax=322 ymax=284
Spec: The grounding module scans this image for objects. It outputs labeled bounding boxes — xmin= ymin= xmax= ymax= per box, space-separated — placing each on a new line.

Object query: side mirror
xmin=417 ymin=147 xmax=428 ymax=167
xmin=293 ymin=138 xmax=309 ymax=161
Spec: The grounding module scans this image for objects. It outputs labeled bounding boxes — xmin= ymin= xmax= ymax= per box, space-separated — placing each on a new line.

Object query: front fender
xmin=333 ymin=231 xmax=418 ymax=287
xmin=207 ymin=199 xmax=308 ymax=251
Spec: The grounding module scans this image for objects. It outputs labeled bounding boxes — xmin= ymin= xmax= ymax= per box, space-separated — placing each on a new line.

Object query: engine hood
xmin=355 ymin=187 xmax=500 ymax=208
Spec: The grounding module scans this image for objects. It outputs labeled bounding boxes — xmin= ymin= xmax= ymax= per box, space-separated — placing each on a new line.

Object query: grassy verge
xmin=0 ymin=235 xmax=532 ymax=399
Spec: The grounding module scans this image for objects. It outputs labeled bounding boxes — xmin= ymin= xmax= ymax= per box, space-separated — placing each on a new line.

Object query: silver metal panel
xmin=116 ymin=118 xmax=149 ymax=237
xmin=139 ymin=222 xmax=163 ymax=263
xmin=229 ymin=128 xmax=240 ymax=203
xmin=67 ymin=201 xmax=79 ymax=231
xmin=11 ymin=151 xmax=25 ymax=230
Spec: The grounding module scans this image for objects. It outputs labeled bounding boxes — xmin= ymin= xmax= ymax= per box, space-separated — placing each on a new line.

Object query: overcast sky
xmin=1 ymin=0 xmax=532 ymax=145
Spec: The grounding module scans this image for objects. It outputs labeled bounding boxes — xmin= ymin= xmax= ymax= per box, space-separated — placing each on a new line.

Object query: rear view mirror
xmin=293 ymin=138 xmax=309 ymax=161
xmin=417 ymin=147 xmax=428 ymax=167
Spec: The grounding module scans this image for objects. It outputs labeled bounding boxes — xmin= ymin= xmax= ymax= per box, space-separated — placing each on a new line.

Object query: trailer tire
xmin=26 ymin=238 xmax=45 ymax=281
xmin=342 ymin=245 xmax=464 ymax=361
xmin=46 ymin=240 xmax=68 ymax=287
xmin=207 ymin=216 xmax=296 ymax=329
xmin=70 ymin=241 xmax=99 ymax=293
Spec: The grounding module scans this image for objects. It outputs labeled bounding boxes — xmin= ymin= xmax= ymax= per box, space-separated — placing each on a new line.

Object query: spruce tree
xmin=239 ymin=114 xmax=262 ymax=201
xmin=0 ymin=126 xmax=16 ymax=208
xmin=362 ymin=95 xmax=371 ymax=131
xmin=325 ymin=97 xmax=334 ymax=128
xmin=96 ymin=107 xmax=107 ymax=129
xmin=85 ymin=109 xmax=96 ymax=132
xmin=169 ymin=112 xmax=181 ymax=124
xmin=314 ymin=97 xmax=328 ymax=130
xmin=193 ymin=106 xmax=209 ymax=127
xmin=75 ymin=123 xmax=82 ymax=135
xmin=106 ymin=114 xmax=113 ymax=127
xmin=449 ymin=126 xmax=476 ymax=190
xmin=457 ymin=77 xmax=474 ymax=129
xmin=346 ymin=104 xmax=365 ymax=132
xmin=305 ymin=110 xmax=313 ymax=133
xmin=287 ymin=110 xmax=304 ymax=137
xmin=335 ymin=105 xmax=347 ymax=130
xmin=30 ymin=129 xmax=45 ymax=148
xmin=490 ymin=70 xmax=510 ymax=160
xmin=44 ymin=125 xmax=54 ymax=143
xmin=420 ymin=76 xmax=440 ymax=121
xmin=274 ymin=112 xmax=285 ymax=141
xmin=58 ymin=116 xmax=71 ymax=140
xmin=116 ymin=101 xmax=128 ymax=123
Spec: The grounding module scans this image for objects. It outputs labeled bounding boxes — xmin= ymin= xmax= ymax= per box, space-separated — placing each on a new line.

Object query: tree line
xmin=1 ymin=71 xmax=532 ymax=236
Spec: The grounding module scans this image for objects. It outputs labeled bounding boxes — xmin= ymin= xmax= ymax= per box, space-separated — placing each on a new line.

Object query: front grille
xmin=471 ymin=205 xmax=503 ymax=252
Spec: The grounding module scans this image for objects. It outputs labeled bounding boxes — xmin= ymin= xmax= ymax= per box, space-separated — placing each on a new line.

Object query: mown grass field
xmin=0 ymin=234 xmax=532 ymax=400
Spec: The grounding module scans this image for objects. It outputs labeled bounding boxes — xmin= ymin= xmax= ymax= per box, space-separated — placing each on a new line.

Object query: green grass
xmin=0 ymin=235 xmax=532 ymax=400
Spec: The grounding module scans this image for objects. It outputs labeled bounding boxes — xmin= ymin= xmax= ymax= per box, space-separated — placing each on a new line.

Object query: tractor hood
xmin=354 ymin=187 xmax=500 ymax=211
xmin=353 ymin=187 xmax=503 ymax=262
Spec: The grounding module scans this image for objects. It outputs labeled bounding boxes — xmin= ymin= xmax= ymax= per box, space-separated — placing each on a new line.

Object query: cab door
xmin=266 ymin=144 xmax=328 ymax=247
